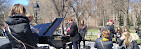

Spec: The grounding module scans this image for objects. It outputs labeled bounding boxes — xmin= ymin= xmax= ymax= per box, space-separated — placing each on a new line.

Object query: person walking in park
xmin=78 ymin=20 xmax=87 ymax=48
xmin=94 ymin=30 xmax=113 ymax=49
xmin=5 ymin=4 xmax=37 ymax=49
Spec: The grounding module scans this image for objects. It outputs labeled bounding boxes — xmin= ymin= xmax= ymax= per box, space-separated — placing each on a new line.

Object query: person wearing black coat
xmin=78 ymin=20 xmax=87 ymax=48
xmin=66 ymin=18 xmax=80 ymax=49
xmin=103 ymin=22 xmax=115 ymax=41
xmin=5 ymin=14 xmax=37 ymax=49
xmin=4 ymin=4 xmax=37 ymax=49
xmin=94 ymin=30 xmax=113 ymax=49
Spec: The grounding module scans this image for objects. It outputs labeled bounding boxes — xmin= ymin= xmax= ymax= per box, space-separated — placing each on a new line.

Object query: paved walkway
xmin=80 ymin=41 xmax=141 ymax=49
xmin=0 ymin=37 xmax=140 ymax=49
xmin=0 ymin=37 xmax=9 ymax=46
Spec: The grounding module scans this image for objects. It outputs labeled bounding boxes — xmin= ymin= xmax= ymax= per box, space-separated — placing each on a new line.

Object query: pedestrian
xmin=103 ymin=21 xmax=115 ymax=41
xmin=66 ymin=17 xmax=80 ymax=49
xmin=109 ymin=20 xmax=116 ymax=41
xmin=118 ymin=32 xmax=140 ymax=49
xmin=5 ymin=4 xmax=37 ymax=49
xmin=94 ymin=30 xmax=113 ymax=49
xmin=116 ymin=26 xmax=123 ymax=44
xmin=78 ymin=20 xmax=87 ymax=48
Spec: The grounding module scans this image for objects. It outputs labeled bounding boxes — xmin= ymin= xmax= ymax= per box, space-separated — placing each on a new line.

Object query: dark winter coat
xmin=79 ymin=25 xmax=87 ymax=39
xmin=103 ymin=25 xmax=115 ymax=34
xmin=67 ymin=22 xmax=80 ymax=42
xmin=94 ymin=38 xmax=113 ymax=49
xmin=5 ymin=14 xmax=36 ymax=49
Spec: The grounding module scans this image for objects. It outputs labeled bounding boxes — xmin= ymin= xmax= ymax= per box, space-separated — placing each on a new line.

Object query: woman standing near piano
xmin=78 ymin=20 xmax=87 ymax=48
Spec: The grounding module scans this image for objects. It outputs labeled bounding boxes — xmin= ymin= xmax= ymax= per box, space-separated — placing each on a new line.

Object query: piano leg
xmin=56 ymin=48 xmax=60 ymax=49
xmin=83 ymin=39 xmax=85 ymax=48
xmin=78 ymin=41 xmax=81 ymax=49
xmin=63 ymin=44 xmax=66 ymax=49
xmin=56 ymin=44 xmax=66 ymax=49
xmin=68 ymin=43 xmax=72 ymax=49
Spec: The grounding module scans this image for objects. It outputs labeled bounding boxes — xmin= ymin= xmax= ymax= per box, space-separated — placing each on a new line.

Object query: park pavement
xmin=0 ymin=37 xmax=140 ymax=49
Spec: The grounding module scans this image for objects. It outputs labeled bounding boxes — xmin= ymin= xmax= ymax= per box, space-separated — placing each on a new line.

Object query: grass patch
xmin=88 ymin=28 xmax=99 ymax=33
xmin=137 ymin=40 xmax=141 ymax=44
xmin=85 ymin=35 xmax=97 ymax=41
xmin=129 ymin=29 xmax=135 ymax=33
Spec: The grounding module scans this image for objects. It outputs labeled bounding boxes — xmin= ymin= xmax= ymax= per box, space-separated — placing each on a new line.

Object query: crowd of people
xmin=96 ymin=20 xmax=140 ymax=49
xmin=0 ymin=3 xmax=140 ymax=49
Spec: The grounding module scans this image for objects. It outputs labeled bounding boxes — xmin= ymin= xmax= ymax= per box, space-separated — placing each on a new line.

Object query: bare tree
xmin=0 ymin=0 xmax=10 ymax=28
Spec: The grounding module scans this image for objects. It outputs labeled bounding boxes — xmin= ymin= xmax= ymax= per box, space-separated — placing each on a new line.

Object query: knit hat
xmin=109 ymin=20 xmax=114 ymax=24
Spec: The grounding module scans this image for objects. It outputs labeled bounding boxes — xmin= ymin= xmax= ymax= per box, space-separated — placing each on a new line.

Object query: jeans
xmin=78 ymin=38 xmax=85 ymax=48
xmin=116 ymin=36 xmax=120 ymax=43
xmin=73 ymin=41 xmax=78 ymax=49
xmin=110 ymin=33 xmax=114 ymax=41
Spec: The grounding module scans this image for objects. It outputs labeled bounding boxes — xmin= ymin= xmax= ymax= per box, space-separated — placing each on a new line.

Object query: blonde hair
xmin=130 ymin=33 xmax=139 ymax=41
xmin=117 ymin=26 xmax=122 ymax=33
xmin=80 ymin=20 xmax=84 ymax=26
xmin=26 ymin=14 xmax=33 ymax=22
xmin=101 ymin=30 xmax=110 ymax=38
xmin=122 ymin=32 xmax=131 ymax=46
xmin=106 ymin=22 xmax=110 ymax=25
xmin=123 ymin=27 xmax=130 ymax=32
xmin=9 ymin=4 xmax=26 ymax=16
xmin=109 ymin=22 xmax=113 ymax=25
xmin=106 ymin=22 xmax=112 ymax=25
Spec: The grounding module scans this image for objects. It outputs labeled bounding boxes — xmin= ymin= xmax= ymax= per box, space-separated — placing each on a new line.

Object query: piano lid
xmin=33 ymin=23 xmax=52 ymax=36
xmin=33 ymin=18 xmax=64 ymax=36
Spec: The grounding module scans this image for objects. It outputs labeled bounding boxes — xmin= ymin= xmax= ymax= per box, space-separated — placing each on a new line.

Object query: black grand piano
xmin=33 ymin=18 xmax=70 ymax=49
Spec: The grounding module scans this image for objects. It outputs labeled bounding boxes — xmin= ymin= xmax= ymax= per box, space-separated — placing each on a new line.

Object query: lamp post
xmin=34 ymin=2 xmax=39 ymax=24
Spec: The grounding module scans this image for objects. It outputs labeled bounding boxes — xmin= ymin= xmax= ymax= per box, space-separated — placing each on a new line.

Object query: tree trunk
xmin=124 ymin=10 xmax=128 ymax=26
xmin=103 ymin=16 xmax=105 ymax=26
xmin=132 ymin=12 xmax=136 ymax=27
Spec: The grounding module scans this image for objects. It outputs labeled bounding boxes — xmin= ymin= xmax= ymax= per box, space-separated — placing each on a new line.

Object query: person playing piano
xmin=66 ymin=17 xmax=80 ymax=49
